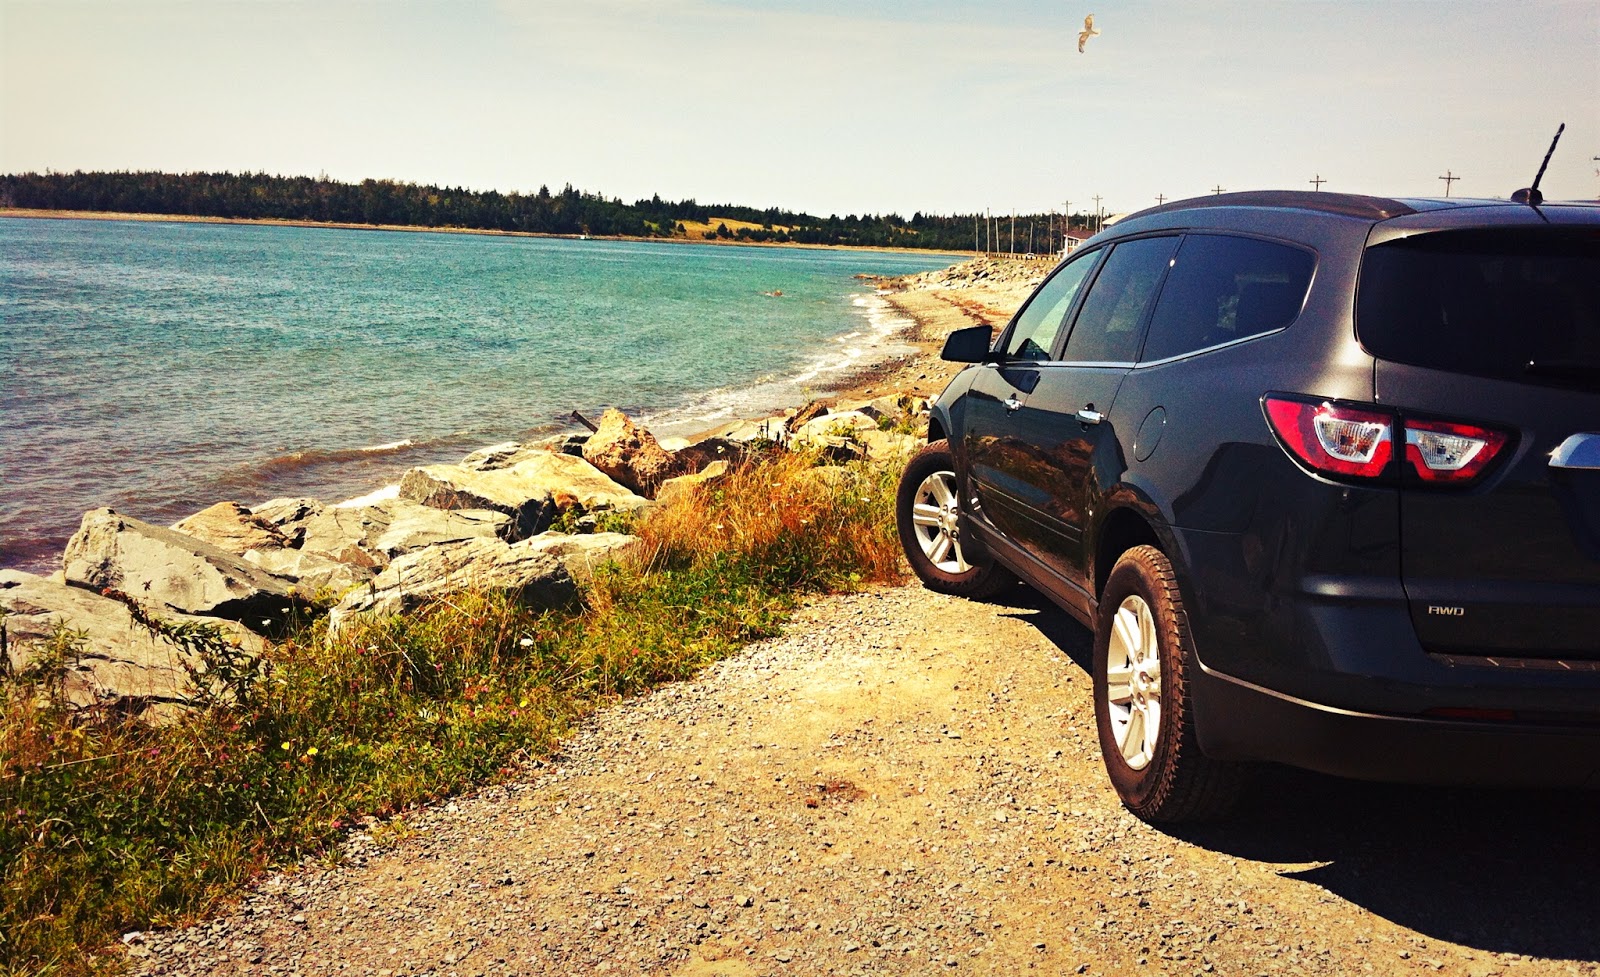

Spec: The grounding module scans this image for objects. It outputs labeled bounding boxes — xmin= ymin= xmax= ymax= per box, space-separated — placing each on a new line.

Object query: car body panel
xmin=917 ymin=192 xmax=1600 ymax=787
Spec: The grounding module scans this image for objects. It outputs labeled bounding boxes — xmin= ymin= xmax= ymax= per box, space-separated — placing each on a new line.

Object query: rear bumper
xmin=1193 ymin=666 xmax=1600 ymax=787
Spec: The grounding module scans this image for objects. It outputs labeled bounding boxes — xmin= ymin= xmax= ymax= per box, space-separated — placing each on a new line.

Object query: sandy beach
xmin=814 ymin=257 xmax=1051 ymax=407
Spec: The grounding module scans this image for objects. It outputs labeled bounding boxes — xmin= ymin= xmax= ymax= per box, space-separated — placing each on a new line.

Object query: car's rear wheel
xmin=896 ymin=440 xmax=1015 ymax=600
xmin=1093 ymin=545 xmax=1244 ymax=823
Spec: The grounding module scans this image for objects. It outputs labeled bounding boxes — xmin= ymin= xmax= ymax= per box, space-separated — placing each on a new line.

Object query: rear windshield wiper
xmin=1525 ymin=360 xmax=1600 ymax=383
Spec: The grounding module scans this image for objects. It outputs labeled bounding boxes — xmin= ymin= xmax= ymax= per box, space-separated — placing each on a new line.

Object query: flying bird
xmin=1078 ymin=13 xmax=1099 ymax=53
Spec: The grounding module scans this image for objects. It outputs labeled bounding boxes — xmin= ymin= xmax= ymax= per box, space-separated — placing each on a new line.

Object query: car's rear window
xmin=1357 ymin=228 xmax=1600 ymax=389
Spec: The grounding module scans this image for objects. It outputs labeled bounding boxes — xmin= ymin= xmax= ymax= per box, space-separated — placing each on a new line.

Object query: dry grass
xmin=0 ymin=448 xmax=907 ymax=975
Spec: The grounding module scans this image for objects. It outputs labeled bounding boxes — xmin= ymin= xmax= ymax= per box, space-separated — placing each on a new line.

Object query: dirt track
xmin=125 ymin=585 xmax=1599 ymax=977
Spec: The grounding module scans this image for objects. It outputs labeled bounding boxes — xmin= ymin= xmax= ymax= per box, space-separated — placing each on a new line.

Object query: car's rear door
xmin=1361 ymin=225 xmax=1600 ymax=662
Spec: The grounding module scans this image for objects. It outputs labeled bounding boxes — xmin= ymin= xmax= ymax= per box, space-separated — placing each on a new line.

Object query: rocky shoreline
xmin=0 ymin=257 xmax=1050 ymax=720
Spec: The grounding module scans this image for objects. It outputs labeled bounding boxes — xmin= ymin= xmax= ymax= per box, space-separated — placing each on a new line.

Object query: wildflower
xmin=306 ymin=746 xmax=318 ymax=757
xmin=520 ymin=637 xmax=534 ymax=648
xmin=281 ymin=742 xmax=292 ymax=751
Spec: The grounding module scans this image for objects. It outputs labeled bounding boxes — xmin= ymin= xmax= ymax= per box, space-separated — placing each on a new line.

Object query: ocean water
xmin=0 ymin=218 xmax=958 ymax=572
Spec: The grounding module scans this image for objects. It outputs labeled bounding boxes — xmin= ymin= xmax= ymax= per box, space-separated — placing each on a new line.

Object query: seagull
xmin=1078 ymin=13 xmax=1099 ymax=53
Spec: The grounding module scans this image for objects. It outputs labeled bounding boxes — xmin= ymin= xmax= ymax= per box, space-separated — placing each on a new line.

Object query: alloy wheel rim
xmin=909 ymin=470 xmax=970 ymax=573
xmin=1104 ymin=594 xmax=1162 ymax=771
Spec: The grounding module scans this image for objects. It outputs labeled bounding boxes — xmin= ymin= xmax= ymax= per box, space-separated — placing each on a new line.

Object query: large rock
xmin=460 ymin=435 xmax=588 ymax=470
xmin=0 ymin=569 xmax=262 ymax=718
xmin=248 ymin=497 xmax=326 ymax=547
xmin=173 ymin=501 xmax=372 ymax=596
xmin=524 ymin=532 xmax=639 ymax=574
xmin=582 ymin=408 xmax=680 ymax=496
xmin=792 ymin=409 xmax=878 ymax=444
xmin=671 ymin=437 xmax=748 ymax=477
xmin=328 ymin=537 xmax=579 ymax=630
xmin=63 ymin=508 xmax=307 ymax=629
xmin=173 ymin=501 xmax=289 ymax=552
xmin=399 ymin=454 xmax=651 ymax=539
xmin=656 ymin=460 xmax=732 ymax=506
xmin=299 ymin=498 xmax=509 ymax=568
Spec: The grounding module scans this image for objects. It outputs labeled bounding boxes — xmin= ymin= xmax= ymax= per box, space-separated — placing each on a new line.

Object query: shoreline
xmin=0 ymin=208 xmax=976 ymax=257
xmin=0 ymin=247 xmax=1047 ymax=576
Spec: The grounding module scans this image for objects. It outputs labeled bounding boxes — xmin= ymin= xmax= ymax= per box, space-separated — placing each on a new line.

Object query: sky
xmin=2 ymin=0 xmax=1597 ymax=218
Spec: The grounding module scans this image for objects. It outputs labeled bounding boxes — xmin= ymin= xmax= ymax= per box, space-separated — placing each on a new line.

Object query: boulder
xmin=171 ymin=501 xmax=371 ymax=596
xmin=581 ymin=408 xmax=680 ymax=496
xmin=299 ymin=498 xmax=509 ymax=568
xmin=399 ymin=455 xmax=651 ymax=540
xmin=856 ymin=428 xmax=921 ymax=463
xmin=62 ymin=508 xmax=307 ymax=629
xmin=671 ymin=437 xmax=747 ymax=477
xmin=1 ymin=569 xmax=262 ymax=717
xmin=656 ymin=460 xmax=732 ymax=506
xmin=328 ymin=537 xmax=578 ymax=630
xmin=792 ymin=410 xmax=878 ymax=444
xmin=785 ymin=400 xmax=831 ymax=434
xmin=173 ymin=501 xmax=289 ymax=553
xmin=248 ymin=497 xmax=325 ymax=547
xmin=457 ymin=441 xmax=525 ymax=470
xmin=524 ymin=532 xmax=638 ymax=574
xmin=699 ymin=415 xmax=789 ymax=445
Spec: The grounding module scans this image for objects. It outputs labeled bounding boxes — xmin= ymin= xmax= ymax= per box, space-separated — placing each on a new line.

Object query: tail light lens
xmin=1263 ymin=398 xmax=1394 ymax=478
xmin=1404 ymin=419 xmax=1508 ymax=482
xmin=1263 ymin=395 xmax=1510 ymax=486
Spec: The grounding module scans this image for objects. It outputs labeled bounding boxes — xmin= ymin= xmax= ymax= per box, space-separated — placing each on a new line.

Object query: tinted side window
xmin=1002 ymin=251 xmax=1098 ymax=360
xmin=1357 ymin=229 xmax=1600 ymax=389
xmin=1140 ymin=235 xmax=1315 ymax=362
xmin=1061 ymin=236 xmax=1179 ymax=363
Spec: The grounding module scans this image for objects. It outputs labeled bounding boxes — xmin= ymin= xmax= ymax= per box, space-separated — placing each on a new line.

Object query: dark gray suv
xmin=896 ymin=190 xmax=1600 ymax=823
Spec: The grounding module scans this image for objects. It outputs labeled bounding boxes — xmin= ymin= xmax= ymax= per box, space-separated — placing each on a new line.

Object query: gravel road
xmin=125 ymin=585 xmax=1599 ymax=977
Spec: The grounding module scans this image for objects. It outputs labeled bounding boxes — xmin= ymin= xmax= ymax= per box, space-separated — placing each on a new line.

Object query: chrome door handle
xmin=1550 ymin=433 xmax=1600 ymax=470
xmin=1004 ymin=397 xmax=1023 ymax=413
xmin=1077 ymin=408 xmax=1104 ymax=425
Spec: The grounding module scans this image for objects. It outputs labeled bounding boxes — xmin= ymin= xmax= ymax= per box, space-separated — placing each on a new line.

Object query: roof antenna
xmin=1511 ymin=122 xmax=1564 ymax=205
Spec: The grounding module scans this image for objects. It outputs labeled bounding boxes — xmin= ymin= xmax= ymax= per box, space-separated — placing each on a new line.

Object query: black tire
xmin=896 ymin=440 xmax=1015 ymax=600
xmin=1093 ymin=545 xmax=1245 ymax=823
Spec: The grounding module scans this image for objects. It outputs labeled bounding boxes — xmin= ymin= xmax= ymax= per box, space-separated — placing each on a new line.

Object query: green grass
xmin=0 ymin=449 xmax=906 ymax=975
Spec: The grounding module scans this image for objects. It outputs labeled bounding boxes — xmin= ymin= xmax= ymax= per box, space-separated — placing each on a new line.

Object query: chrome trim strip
xmin=1549 ymin=433 xmax=1600 ymax=470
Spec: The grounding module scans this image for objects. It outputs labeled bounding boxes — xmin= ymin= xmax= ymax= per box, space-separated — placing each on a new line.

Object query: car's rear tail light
xmin=1263 ymin=397 xmax=1394 ymax=478
xmin=1263 ymin=395 xmax=1510 ymax=486
xmin=1404 ymin=419 xmax=1508 ymax=483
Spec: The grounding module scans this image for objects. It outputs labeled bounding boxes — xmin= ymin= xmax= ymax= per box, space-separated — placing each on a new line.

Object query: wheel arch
xmin=1093 ymin=505 xmax=1164 ymax=600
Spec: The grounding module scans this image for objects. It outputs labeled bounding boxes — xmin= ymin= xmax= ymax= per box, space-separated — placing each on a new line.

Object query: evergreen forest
xmin=0 ymin=170 xmax=1084 ymax=253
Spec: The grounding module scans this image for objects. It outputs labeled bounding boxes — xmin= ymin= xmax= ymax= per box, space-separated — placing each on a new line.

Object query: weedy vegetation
xmin=0 ymin=448 xmax=906 ymax=975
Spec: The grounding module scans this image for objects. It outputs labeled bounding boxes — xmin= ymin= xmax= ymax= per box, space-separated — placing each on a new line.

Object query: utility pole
xmin=1010 ymin=211 xmax=1016 ymax=257
xmin=1438 ymin=170 xmax=1460 ymax=197
xmin=974 ymin=214 xmax=979 ymax=255
xmin=1212 ymin=185 xmax=1225 ymax=195
xmin=1092 ymin=194 xmax=1103 ymax=234
xmin=1310 ymin=174 xmax=1327 ymax=191
xmin=1155 ymin=194 xmax=1166 ymax=205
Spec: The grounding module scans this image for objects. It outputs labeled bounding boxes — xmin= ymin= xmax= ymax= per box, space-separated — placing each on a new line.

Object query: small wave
xmin=254 ymin=439 xmax=425 ymax=476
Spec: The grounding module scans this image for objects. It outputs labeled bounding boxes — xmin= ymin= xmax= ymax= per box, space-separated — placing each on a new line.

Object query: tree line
xmin=0 ymin=170 xmax=1081 ymax=252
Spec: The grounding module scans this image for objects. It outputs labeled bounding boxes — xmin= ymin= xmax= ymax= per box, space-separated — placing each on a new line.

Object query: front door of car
xmin=962 ymin=250 xmax=1101 ymax=547
xmin=997 ymin=236 xmax=1180 ymax=593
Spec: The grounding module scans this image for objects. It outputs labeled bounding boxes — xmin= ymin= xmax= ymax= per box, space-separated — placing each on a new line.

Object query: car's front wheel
xmin=896 ymin=440 xmax=1015 ymax=600
xmin=1093 ymin=545 xmax=1244 ymax=823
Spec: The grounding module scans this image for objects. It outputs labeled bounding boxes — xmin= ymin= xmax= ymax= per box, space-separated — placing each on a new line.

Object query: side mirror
xmin=940 ymin=325 xmax=994 ymax=363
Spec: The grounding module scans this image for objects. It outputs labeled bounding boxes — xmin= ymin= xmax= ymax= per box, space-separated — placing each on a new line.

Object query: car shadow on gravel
xmin=989 ymin=586 xmax=1600 ymax=964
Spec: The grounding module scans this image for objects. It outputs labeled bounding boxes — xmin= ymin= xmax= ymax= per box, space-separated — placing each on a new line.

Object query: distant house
xmin=1061 ymin=228 xmax=1094 ymax=255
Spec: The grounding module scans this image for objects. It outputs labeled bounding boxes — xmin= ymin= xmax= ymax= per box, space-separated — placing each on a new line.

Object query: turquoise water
xmin=0 ymin=218 xmax=957 ymax=571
